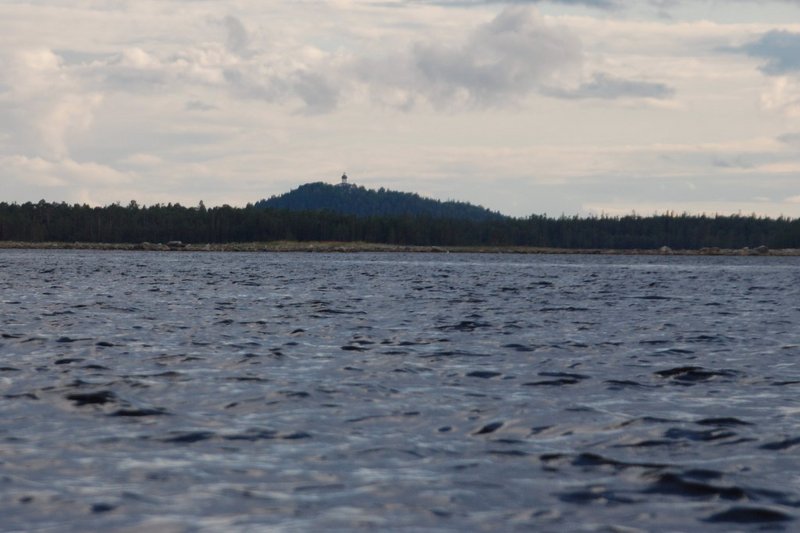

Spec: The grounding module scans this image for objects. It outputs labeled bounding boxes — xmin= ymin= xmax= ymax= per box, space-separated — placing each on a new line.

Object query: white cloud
xmin=0 ymin=48 xmax=104 ymax=159
xmin=760 ymin=76 xmax=800 ymax=116
xmin=3 ymin=155 xmax=132 ymax=186
xmin=1 ymin=154 xmax=136 ymax=206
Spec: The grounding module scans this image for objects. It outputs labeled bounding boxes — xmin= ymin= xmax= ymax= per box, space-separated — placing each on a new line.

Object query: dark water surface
xmin=1 ymin=250 xmax=799 ymax=531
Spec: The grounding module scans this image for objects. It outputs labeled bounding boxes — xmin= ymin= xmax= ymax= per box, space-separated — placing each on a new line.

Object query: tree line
xmin=1 ymin=200 xmax=799 ymax=249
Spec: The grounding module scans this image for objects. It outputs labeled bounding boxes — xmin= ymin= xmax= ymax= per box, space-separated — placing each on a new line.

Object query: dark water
xmin=1 ymin=250 xmax=799 ymax=532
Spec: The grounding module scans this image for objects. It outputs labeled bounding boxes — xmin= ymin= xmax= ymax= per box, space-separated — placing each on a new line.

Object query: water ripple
xmin=1 ymin=250 xmax=799 ymax=530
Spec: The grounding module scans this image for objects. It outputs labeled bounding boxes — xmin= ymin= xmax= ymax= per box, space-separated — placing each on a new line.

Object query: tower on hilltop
xmin=340 ymin=172 xmax=348 ymax=186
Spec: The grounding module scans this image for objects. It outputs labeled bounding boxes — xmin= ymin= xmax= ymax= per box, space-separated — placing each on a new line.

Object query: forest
xmin=1 ymin=199 xmax=798 ymax=249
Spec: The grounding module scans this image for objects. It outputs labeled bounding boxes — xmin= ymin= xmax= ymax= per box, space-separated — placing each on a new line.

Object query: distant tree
xmin=0 ymin=194 xmax=798 ymax=248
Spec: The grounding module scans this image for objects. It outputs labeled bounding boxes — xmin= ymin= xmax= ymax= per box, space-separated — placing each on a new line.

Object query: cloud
xmin=417 ymin=0 xmax=620 ymax=8
xmin=292 ymin=70 xmax=341 ymax=114
xmin=54 ymin=13 xmax=341 ymax=114
xmin=428 ymin=0 xmax=797 ymax=11
xmin=0 ymin=5 xmax=678 ymax=127
xmin=221 ymin=60 xmax=341 ymax=113
xmin=54 ymin=49 xmax=115 ymax=66
xmin=120 ymin=153 xmax=164 ymax=168
xmin=778 ymin=132 xmax=800 ymax=145
xmin=0 ymin=48 xmax=104 ymax=159
xmin=355 ymin=7 xmax=678 ymax=108
xmin=223 ymin=15 xmax=251 ymax=57
xmin=2 ymin=155 xmax=132 ymax=189
xmin=87 ymin=46 xmax=234 ymax=93
xmin=737 ymin=30 xmax=800 ymax=75
xmin=185 ymin=100 xmax=217 ymax=111
xmin=759 ymin=77 xmax=800 ymax=116
xmin=547 ymin=72 xmax=674 ymax=100
xmin=543 ymin=0 xmax=617 ymax=5
xmin=357 ymin=6 xmax=582 ymax=108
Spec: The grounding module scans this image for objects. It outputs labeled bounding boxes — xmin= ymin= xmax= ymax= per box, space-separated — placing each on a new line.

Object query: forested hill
xmin=254 ymin=182 xmax=506 ymax=221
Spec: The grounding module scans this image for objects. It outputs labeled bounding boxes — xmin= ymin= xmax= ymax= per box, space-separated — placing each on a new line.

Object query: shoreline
xmin=1 ymin=241 xmax=798 ymax=256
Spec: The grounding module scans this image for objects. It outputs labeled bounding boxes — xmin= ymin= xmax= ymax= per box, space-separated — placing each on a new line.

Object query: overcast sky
xmin=1 ymin=0 xmax=800 ymax=217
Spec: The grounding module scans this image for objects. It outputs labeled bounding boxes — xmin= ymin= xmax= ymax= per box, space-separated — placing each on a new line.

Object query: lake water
xmin=1 ymin=250 xmax=799 ymax=531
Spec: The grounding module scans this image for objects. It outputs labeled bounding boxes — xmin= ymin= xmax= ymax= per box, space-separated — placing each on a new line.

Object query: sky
xmin=1 ymin=0 xmax=800 ymax=218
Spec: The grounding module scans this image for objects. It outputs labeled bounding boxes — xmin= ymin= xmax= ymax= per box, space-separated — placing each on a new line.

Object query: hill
xmin=254 ymin=181 xmax=506 ymax=221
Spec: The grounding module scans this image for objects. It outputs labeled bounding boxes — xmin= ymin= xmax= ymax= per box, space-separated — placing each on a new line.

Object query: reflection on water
xmin=1 ymin=250 xmax=799 ymax=531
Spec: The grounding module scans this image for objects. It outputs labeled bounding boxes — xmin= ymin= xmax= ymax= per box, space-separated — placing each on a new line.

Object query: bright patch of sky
xmin=1 ymin=0 xmax=800 ymax=217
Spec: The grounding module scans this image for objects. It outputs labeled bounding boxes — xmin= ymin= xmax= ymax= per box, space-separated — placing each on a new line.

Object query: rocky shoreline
xmin=1 ymin=240 xmax=798 ymax=256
